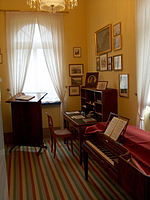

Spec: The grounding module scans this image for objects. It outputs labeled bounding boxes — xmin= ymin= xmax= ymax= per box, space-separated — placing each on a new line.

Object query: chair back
xmin=46 ymin=113 xmax=55 ymax=135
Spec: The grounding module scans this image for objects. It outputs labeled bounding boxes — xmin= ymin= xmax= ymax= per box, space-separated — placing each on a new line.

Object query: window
xmin=22 ymin=24 xmax=59 ymax=103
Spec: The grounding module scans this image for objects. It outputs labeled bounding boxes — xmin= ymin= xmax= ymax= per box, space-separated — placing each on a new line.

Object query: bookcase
xmin=81 ymin=88 xmax=118 ymax=122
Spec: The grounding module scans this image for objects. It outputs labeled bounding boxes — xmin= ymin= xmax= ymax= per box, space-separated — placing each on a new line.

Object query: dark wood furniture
xmin=82 ymin=132 xmax=150 ymax=200
xmin=81 ymin=88 xmax=118 ymax=121
xmin=46 ymin=112 xmax=74 ymax=158
xmin=64 ymin=111 xmax=97 ymax=163
xmin=7 ymin=92 xmax=47 ymax=152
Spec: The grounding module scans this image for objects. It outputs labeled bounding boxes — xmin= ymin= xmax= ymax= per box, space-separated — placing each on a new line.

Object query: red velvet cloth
xmin=123 ymin=125 xmax=150 ymax=175
xmin=84 ymin=122 xmax=107 ymax=134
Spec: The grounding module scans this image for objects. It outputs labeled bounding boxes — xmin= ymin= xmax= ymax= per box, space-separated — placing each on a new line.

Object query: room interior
xmin=0 ymin=0 xmax=150 ymax=199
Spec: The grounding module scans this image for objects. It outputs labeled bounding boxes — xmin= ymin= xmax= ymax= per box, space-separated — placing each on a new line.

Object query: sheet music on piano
xmin=104 ymin=117 xmax=128 ymax=141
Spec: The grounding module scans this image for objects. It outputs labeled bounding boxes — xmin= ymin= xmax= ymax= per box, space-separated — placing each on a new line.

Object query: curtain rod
xmin=0 ymin=9 xmax=68 ymax=13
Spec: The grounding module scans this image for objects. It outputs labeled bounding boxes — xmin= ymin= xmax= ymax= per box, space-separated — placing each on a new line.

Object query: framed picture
xmin=69 ymin=64 xmax=84 ymax=76
xmin=100 ymin=54 xmax=108 ymax=71
xmin=107 ymin=57 xmax=112 ymax=71
xmin=71 ymin=76 xmax=82 ymax=86
xmin=73 ymin=47 xmax=81 ymax=58
xmin=113 ymin=22 xmax=121 ymax=36
xmin=96 ymin=56 xmax=100 ymax=71
xmin=119 ymin=74 xmax=129 ymax=97
xmin=96 ymin=81 xmax=108 ymax=90
xmin=95 ymin=24 xmax=112 ymax=55
xmin=0 ymin=54 xmax=2 ymax=64
xmin=113 ymin=35 xmax=122 ymax=50
xmin=69 ymin=86 xmax=80 ymax=96
xmin=113 ymin=54 xmax=123 ymax=71
xmin=85 ymin=72 xmax=99 ymax=88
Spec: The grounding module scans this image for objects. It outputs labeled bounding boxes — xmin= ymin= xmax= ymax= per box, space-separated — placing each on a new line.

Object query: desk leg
xmin=83 ymin=150 xmax=88 ymax=180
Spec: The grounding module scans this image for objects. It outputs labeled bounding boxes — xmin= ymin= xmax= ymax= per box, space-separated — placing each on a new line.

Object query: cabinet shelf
xmin=81 ymin=87 xmax=118 ymax=122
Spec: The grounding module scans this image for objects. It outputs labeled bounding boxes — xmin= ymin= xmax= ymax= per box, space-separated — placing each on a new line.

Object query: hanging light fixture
xmin=27 ymin=0 xmax=78 ymax=13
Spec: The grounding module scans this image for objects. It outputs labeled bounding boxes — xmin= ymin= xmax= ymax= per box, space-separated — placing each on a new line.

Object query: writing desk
xmin=64 ymin=111 xmax=97 ymax=164
xmin=7 ymin=92 xmax=47 ymax=152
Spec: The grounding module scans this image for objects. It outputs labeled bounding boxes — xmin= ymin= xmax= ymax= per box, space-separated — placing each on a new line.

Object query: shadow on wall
xmin=144 ymin=106 xmax=150 ymax=132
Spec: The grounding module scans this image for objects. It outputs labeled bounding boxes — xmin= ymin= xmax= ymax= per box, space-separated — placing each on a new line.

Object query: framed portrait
xmin=85 ymin=72 xmax=99 ymax=88
xmin=119 ymin=74 xmax=129 ymax=97
xmin=69 ymin=64 xmax=84 ymax=76
xmin=96 ymin=81 xmax=108 ymax=90
xmin=100 ymin=54 xmax=108 ymax=71
xmin=113 ymin=54 xmax=123 ymax=71
xmin=113 ymin=35 xmax=122 ymax=50
xmin=69 ymin=86 xmax=80 ymax=96
xmin=96 ymin=56 xmax=100 ymax=71
xmin=95 ymin=24 xmax=112 ymax=55
xmin=113 ymin=22 xmax=121 ymax=36
xmin=71 ymin=76 xmax=82 ymax=86
xmin=107 ymin=57 xmax=112 ymax=71
xmin=73 ymin=47 xmax=81 ymax=58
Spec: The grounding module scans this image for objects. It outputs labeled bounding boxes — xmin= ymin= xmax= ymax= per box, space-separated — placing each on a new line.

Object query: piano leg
xmin=83 ymin=150 xmax=88 ymax=180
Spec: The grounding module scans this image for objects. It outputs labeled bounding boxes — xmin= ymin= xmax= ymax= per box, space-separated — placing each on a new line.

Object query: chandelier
xmin=27 ymin=0 xmax=78 ymax=13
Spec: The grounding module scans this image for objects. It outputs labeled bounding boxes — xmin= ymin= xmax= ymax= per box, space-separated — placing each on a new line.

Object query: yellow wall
xmin=86 ymin=0 xmax=137 ymax=125
xmin=0 ymin=0 xmax=138 ymax=133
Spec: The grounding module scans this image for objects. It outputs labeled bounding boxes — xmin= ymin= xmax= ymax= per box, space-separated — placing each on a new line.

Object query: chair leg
xmin=54 ymin=138 xmax=56 ymax=158
xmin=51 ymin=136 xmax=53 ymax=152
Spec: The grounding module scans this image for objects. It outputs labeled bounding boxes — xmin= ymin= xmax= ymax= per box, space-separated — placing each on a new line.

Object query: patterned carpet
xmin=6 ymin=139 xmax=132 ymax=200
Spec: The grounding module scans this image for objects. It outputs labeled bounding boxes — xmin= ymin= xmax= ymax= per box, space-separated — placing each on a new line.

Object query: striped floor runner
xmin=6 ymin=140 xmax=132 ymax=200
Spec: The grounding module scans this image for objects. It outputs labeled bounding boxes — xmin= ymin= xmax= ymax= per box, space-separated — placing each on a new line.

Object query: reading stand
xmin=7 ymin=92 xmax=47 ymax=153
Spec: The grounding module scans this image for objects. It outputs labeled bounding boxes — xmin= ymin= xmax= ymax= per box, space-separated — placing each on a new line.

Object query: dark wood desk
xmin=64 ymin=111 xmax=97 ymax=163
xmin=7 ymin=92 xmax=47 ymax=152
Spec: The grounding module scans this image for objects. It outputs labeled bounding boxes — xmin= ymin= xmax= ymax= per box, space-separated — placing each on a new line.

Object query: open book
xmin=15 ymin=95 xmax=35 ymax=101
xmin=104 ymin=117 xmax=128 ymax=141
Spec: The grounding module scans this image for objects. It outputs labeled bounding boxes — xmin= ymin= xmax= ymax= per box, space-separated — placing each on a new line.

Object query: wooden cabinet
xmin=81 ymin=88 xmax=117 ymax=121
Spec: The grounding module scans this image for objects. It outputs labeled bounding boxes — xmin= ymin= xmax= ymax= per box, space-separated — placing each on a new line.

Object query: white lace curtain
xmin=6 ymin=12 xmax=66 ymax=128
xmin=136 ymin=0 xmax=150 ymax=128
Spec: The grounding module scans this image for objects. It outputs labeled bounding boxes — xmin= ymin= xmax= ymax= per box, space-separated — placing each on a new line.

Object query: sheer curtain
xmin=6 ymin=12 xmax=36 ymax=96
xmin=136 ymin=0 xmax=150 ymax=128
xmin=37 ymin=13 xmax=66 ymax=128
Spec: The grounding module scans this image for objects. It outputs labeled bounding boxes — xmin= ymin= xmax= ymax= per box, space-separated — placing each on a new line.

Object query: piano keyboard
xmin=86 ymin=140 xmax=115 ymax=166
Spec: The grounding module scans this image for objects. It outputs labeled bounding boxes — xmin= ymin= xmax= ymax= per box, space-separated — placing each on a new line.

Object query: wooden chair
xmin=46 ymin=113 xmax=74 ymax=158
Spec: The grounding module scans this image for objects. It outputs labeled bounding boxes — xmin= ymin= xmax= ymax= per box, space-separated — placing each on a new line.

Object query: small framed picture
xmin=100 ymin=54 xmax=108 ymax=71
xmin=96 ymin=56 xmax=100 ymax=71
xmin=69 ymin=64 xmax=84 ymax=76
xmin=107 ymin=57 xmax=112 ymax=71
xmin=113 ymin=54 xmax=123 ymax=71
xmin=73 ymin=47 xmax=81 ymax=58
xmin=119 ymin=74 xmax=129 ymax=97
xmin=113 ymin=35 xmax=122 ymax=50
xmin=0 ymin=53 xmax=2 ymax=64
xmin=96 ymin=81 xmax=108 ymax=90
xmin=85 ymin=72 xmax=99 ymax=88
xmin=69 ymin=86 xmax=80 ymax=96
xmin=71 ymin=76 xmax=82 ymax=86
xmin=113 ymin=22 xmax=121 ymax=36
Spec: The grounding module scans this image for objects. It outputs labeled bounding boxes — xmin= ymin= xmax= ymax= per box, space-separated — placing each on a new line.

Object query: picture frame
xmin=73 ymin=47 xmax=81 ymax=58
xmin=113 ymin=35 xmax=122 ymax=50
xmin=85 ymin=72 xmax=99 ymax=88
xmin=95 ymin=24 xmax=112 ymax=55
xmin=0 ymin=54 xmax=2 ymax=64
xmin=119 ymin=74 xmax=129 ymax=97
xmin=96 ymin=81 xmax=108 ymax=90
xmin=96 ymin=56 xmax=100 ymax=71
xmin=107 ymin=56 xmax=112 ymax=71
xmin=71 ymin=76 xmax=82 ymax=86
xmin=100 ymin=54 xmax=108 ymax=71
xmin=69 ymin=64 xmax=84 ymax=76
xmin=69 ymin=86 xmax=80 ymax=96
xmin=113 ymin=54 xmax=123 ymax=71
xmin=113 ymin=22 xmax=121 ymax=36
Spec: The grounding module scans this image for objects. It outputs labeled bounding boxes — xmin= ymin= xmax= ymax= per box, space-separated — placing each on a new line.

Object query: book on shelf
xmin=71 ymin=115 xmax=85 ymax=120
xmin=82 ymin=118 xmax=97 ymax=123
xmin=15 ymin=95 xmax=35 ymax=101
xmin=104 ymin=117 xmax=128 ymax=141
